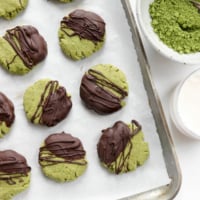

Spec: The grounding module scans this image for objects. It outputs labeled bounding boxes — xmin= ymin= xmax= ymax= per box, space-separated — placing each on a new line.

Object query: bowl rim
xmin=136 ymin=0 xmax=200 ymax=65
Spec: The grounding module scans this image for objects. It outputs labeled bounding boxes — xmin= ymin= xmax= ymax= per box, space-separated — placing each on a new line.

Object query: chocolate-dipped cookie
xmin=80 ymin=64 xmax=128 ymax=114
xmin=0 ymin=150 xmax=31 ymax=200
xmin=0 ymin=92 xmax=15 ymax=138
xmin=23 ymin=79 xmax=72 ymax=127
xmin=57 ymin=0 xmax=73 ymax=2
xmin=58 ymin=9 xmax=106 ymax=60
xmin=39 ymin=132 xmax=87 ymax=182
xmin=0 ymin=25 xmax=47 ymax=75
xmin=97 ymin=120 xmax=149 ymax=174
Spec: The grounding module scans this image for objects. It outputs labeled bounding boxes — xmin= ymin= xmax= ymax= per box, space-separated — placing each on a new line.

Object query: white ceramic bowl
xmin=136 ymin=0 xmax=200 ymax=65
xmin=170 ymin=69 xmax=200 ymax=140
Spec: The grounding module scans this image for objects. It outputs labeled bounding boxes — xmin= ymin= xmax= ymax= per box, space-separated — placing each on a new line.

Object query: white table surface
xmin=142 ymin=37 xmax=200 ymax=199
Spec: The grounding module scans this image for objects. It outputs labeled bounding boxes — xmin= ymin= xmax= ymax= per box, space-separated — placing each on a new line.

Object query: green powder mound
xmin=58 ymin=28 xmax=105 ymax=60
xmin=0 ymin=37 xmax=30 ymax=75
xmin=0 ymin=122 xmax=10 ymax=139
xmin=23 ymin=79 xmax=57 ymax=124
xmin=149 ymin=0 xmax=200 ymax=53
xmin=91 ymin=64 xmax=128 ymax=106
xmin=104 ymin=123 xmax=149 ymax=174
xmin=0 ymin=173 xmax=30 ymax=200
xmin=0 ymin=0 xmax=28 ymax=20
xmin=39 ymin=149 xmax=87 ymax=182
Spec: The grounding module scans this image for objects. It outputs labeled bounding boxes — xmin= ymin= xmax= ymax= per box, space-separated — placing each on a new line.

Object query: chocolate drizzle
xmin=80 ymin=69 xmax=128 ymax=114
xmin=61 ymin=9 xmax=105 ymax=42
xmin=190 ymin=0 xmax=200 ymax=12
xmin=19 ymin=0 xmax=24 ymax=8
xmin=97 ymin=120 xmax=141 ymax=174
xmin=6 ymin=55 xmax=18 ymax=70
xmin=39 ymin=132 xmax=87 ymax=167
xmin=0 ymin=92 xmax=15 ymax=127
xmin=3 ymin=25 xmax=47 ymax=69
xmin=31 ymin=80 xmax=72 ymax=127
xmin=0 ymin=150 xmax=31 ymax=185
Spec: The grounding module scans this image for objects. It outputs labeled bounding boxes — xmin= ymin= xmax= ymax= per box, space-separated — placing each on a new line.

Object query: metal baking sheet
xmin=0 ymin=0 xmax=181 ymax=199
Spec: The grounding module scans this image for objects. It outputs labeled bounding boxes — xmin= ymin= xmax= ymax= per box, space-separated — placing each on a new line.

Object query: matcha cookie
xmin=39 ymin=132 xmax=87 ymax=182
xmin=0 ymin=92 xmax=15 ymax=139
xmin=0 ymin=0 xmax=28 ymax=20
xmin=58 ymin=0 xmax=73 ymax=2
xmin=0 ymin=150 xmax=31 ymax=200
xmin=80 ymin=64 xmax=128 ymax=114
xmin=0 ymin=25 xmax=47 ymax=75
xmin=97 ymin=120 xmax=149 ymax=174
xmin=23 ymin=79 xmax=72 ymax=127
xmin=58 ymin=9 xmax=106 ymax=60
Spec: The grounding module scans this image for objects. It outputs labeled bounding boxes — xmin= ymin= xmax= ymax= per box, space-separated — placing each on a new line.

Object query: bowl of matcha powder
xmin=136 ymin=0 xmax=200 ymax=64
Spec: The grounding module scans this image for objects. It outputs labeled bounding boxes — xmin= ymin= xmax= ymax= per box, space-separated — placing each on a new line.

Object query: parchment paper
xmin=0 ymin=0 xmax=170 ymax=199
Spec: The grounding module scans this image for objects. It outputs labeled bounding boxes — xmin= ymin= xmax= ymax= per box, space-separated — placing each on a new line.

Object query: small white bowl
xmin=136 ymin=0 xmax=200 ymax=65
xmin=170 ymin=69 xmax=200 ymax=140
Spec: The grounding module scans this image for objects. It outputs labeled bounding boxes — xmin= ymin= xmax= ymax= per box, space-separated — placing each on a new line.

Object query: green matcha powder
xmin=149 ymin=0 xmax=200 ymax=53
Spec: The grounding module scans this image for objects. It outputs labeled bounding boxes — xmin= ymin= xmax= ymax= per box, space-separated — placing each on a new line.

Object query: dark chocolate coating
xmin=39 ymin=132 xmax=87 ymax=166
xmin=97 ymin=120 xmax=141 ymax=174
xmin=61 ymin=9 xmax=105 ymax=42
xmin=31 ymin=81 xmax=72 ymax=127
xmin=0 ymin=150 xmax=31 ymax=185
xmin=4 ymin=25 xmax=47 ymax=69
xmin=0 ymin=92 xmax=15 ymax=127
xmin=80 ymin=69 xmax=128 ymax=114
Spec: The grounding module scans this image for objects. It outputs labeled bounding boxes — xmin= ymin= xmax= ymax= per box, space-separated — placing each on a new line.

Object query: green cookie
xmin=0 ymin=37 xmax=28 ymax=75
xmin=0 ymin=0 xmax=28 ymax=20
xmin=39 ymin=132 xmax=87 ymax=182
xmin=58 ymin=0 xmax=73 ymax=2
xmin=80 ymin=64 xmax=128 ymax=114
xmin=0 ymin=25 xmax=47 ymax=75
xmin=0 ymin=150 xmax=31 ymax=200
xmin=23 ymin=79 xmax=72 ymax=127
xmin=0 ymin=92 xmax=15 ymax=139
xmin=97 ymin=120 xmax=149 ymax=174
xmin=58 ymin=9 xmax=106 ymax=60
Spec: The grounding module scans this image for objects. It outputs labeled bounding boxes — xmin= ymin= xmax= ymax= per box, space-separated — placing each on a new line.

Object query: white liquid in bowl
xmin=171 ymin=69 xmax=200 ymax=139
